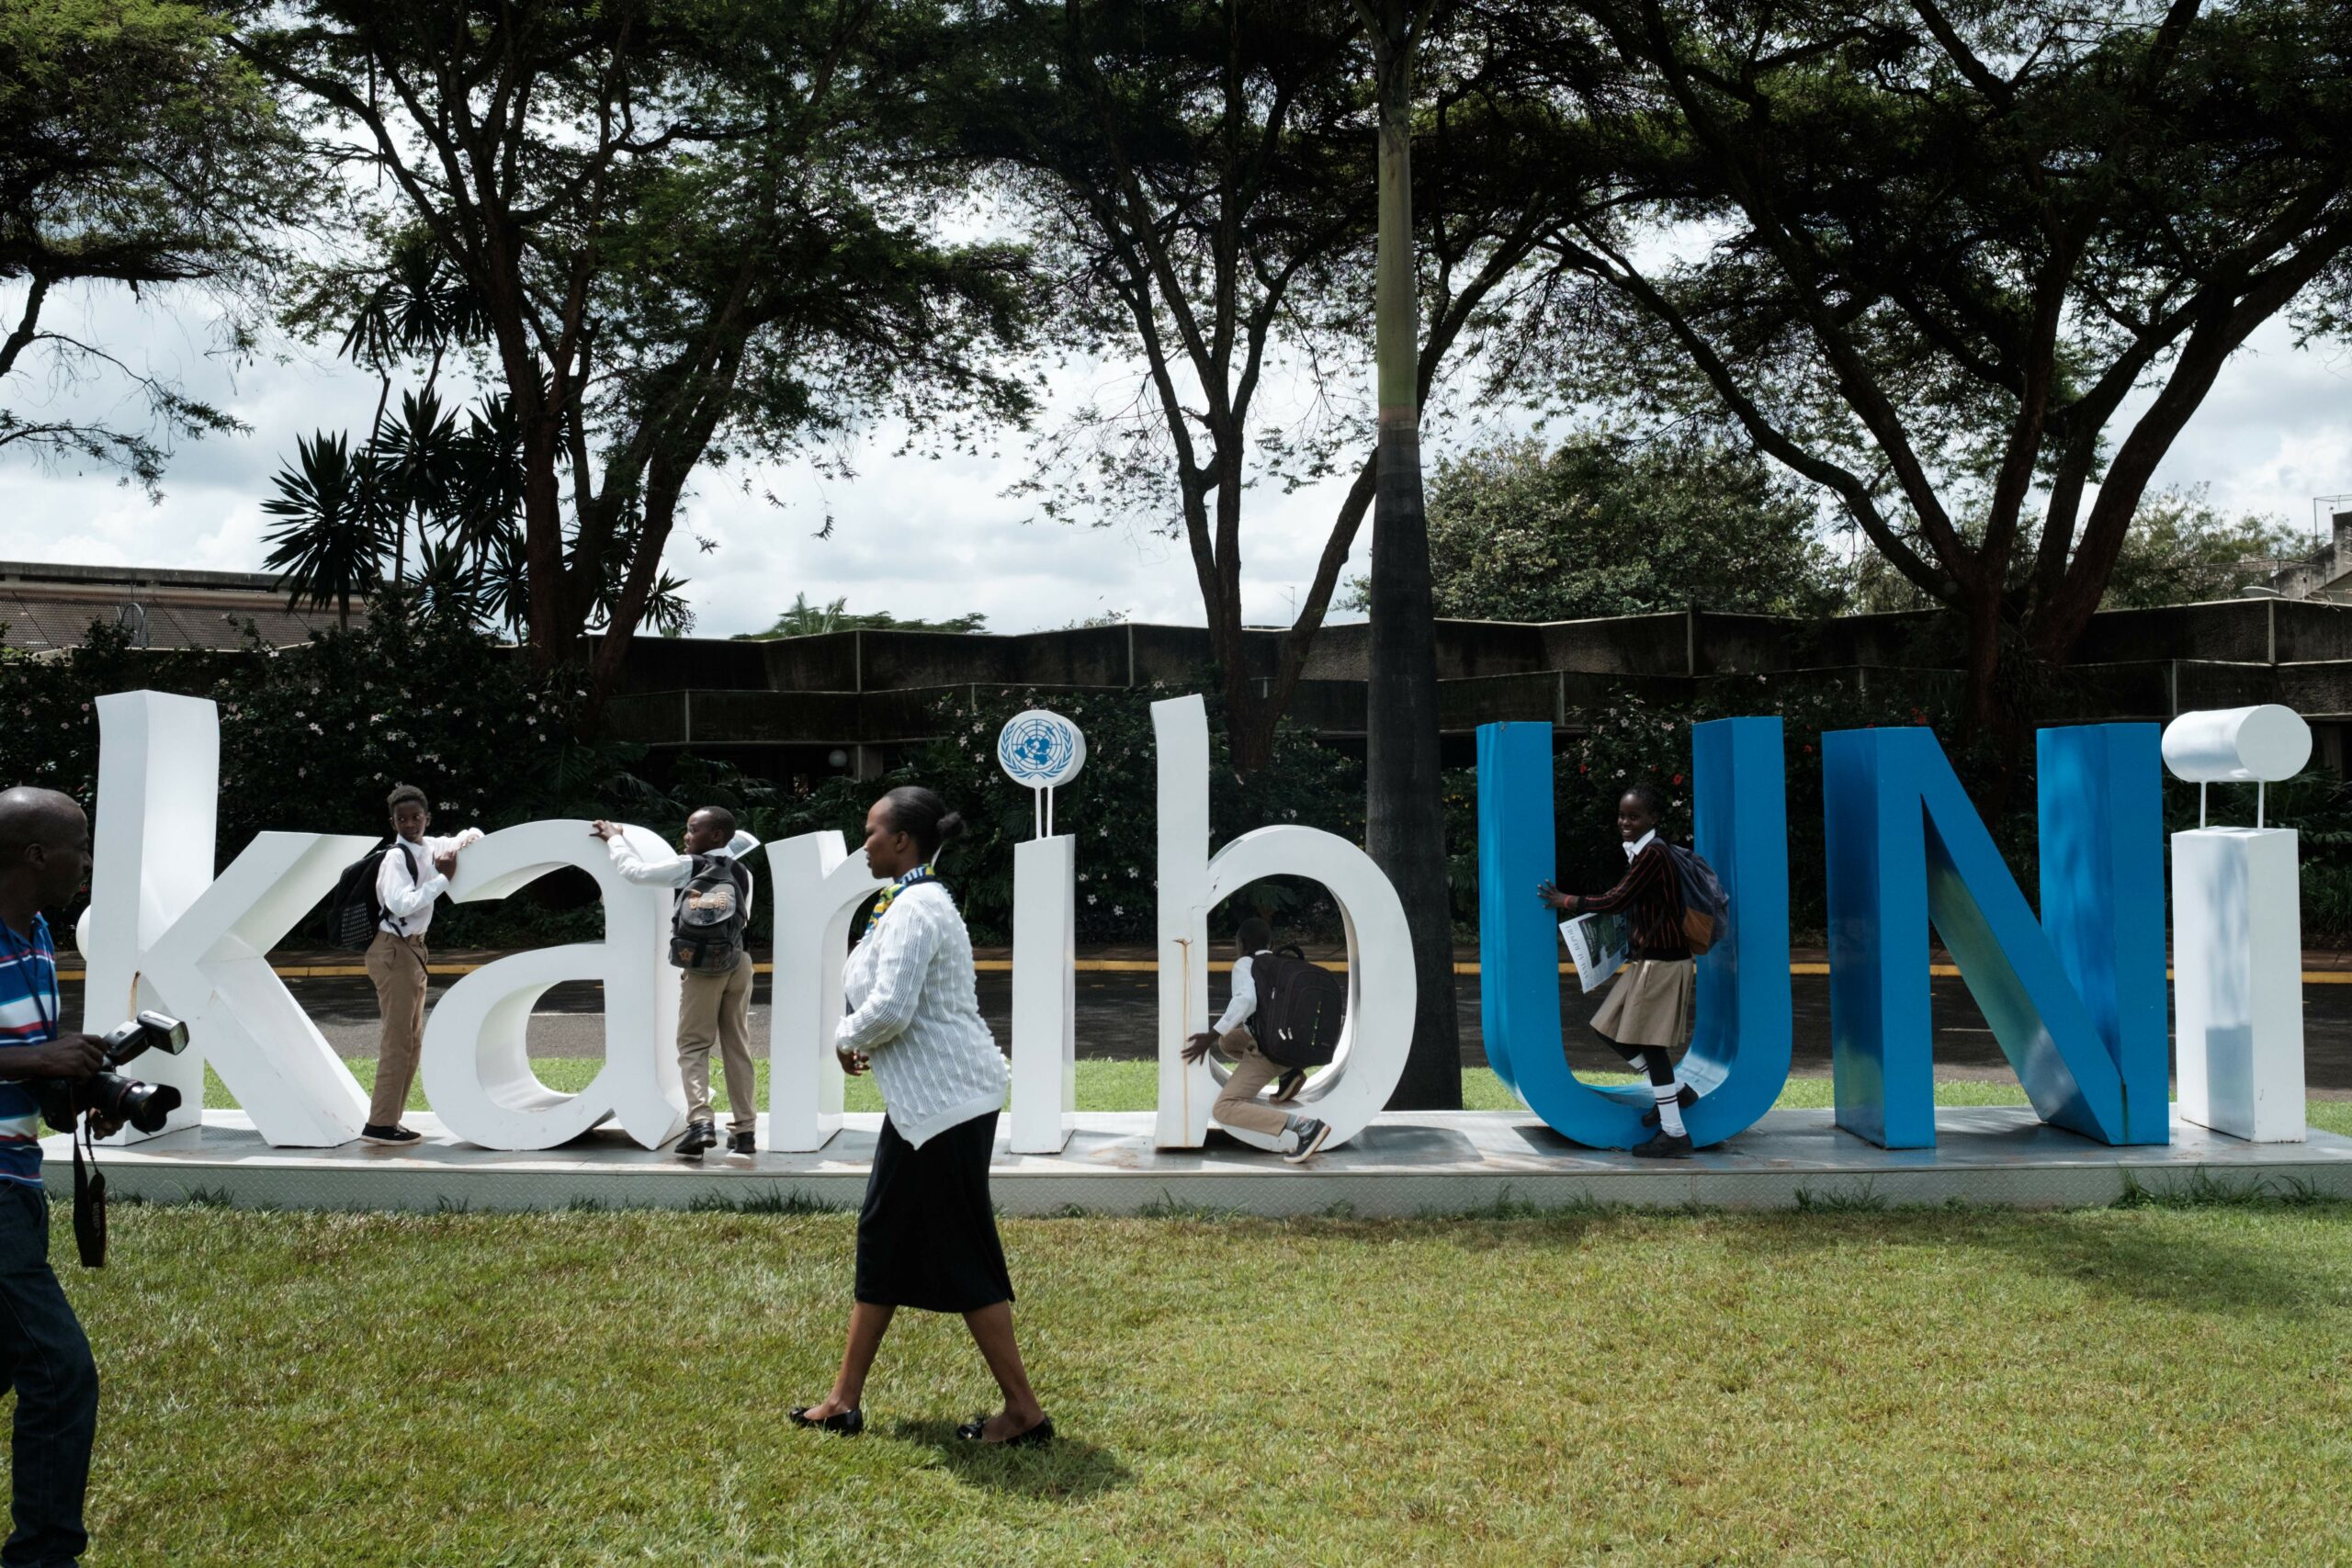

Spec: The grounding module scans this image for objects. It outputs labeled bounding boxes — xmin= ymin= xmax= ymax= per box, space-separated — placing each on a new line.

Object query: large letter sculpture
xmin=2166 ymin=705 xmax=2310 ymax=1143
xmin=1476 ymin=717 xmax=1791 ymax=1148
xmin=1152 ymin=695 xmax=1413 ymax=1151
xmin=81 ymin=691 xmax=379 ymax=1145
xmin=767 ymin=831 xmax=887 ymax=1152
xmin=420 ymin=822 xmax=684 ymax=1150
xmin=1010 ymin=836 xmax=1078 ymax=1153
xmin=1824 ymin=724 xmax=2167 ymax=1148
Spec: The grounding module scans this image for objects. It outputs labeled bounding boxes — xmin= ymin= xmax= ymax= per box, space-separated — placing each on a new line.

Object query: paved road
xmin=66 ymin=971 xmax=2352 ymax=1094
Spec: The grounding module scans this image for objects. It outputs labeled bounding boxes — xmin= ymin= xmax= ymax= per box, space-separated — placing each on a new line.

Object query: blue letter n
xmin=1823 ymin=724 xmax=2167 ymax=1148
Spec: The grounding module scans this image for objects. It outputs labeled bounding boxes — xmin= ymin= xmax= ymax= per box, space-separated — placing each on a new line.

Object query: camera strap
xmin=70 ymin=1119 xmax=105 ymax=1270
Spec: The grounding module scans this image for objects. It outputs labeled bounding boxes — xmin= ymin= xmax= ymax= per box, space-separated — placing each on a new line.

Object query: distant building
xmin=2263 ymin=507 xmax=2352 ymax=602
xmin=599 ymin=598 xmax=2352 ymax=783
xmin=0 ymin=561 xmax=328 ymax=654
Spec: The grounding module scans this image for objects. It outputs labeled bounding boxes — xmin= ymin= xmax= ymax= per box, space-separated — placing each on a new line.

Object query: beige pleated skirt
xmin=1591 ymin=958 xmax=1695 ymax=1048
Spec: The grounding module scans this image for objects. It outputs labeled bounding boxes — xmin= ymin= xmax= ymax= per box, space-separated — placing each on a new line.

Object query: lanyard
xmin=861 ymin=863 xmax=936 ymax=941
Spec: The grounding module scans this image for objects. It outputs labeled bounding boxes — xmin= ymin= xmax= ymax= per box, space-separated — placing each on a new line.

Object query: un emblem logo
xmin=997 ymin=710 xmax=1087 ymax=790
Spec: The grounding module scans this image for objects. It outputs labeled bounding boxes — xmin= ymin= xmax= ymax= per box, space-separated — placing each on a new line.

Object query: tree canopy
xmin=0 ymin=0 xmax=308 ymax=492
xmin=1513 ymin=0 xmax=2352 ymax=734
xmin=240 ymin=0 xmax=1036 ymax=700
xmin=736 ymin=593 xmax=989 ymax=638
xmin=1356 ymin=432 xmax=1846 ymax=623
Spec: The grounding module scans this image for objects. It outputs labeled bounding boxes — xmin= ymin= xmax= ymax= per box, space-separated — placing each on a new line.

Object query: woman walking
xmin=789 ymin=785 xmax=1050 ymax=1446
xmin=1540 ymin=783 xmax=1699 ymax=1158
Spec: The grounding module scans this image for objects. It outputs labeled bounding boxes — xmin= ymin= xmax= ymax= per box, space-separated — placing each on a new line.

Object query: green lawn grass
xmin=74 ymin=1193 xmax=2352 ymax=1563
xmin=206 ymin=1058 xmax=2352 ymax=1136
xmin=80 ymin=1063 xmax=2352 ymax=1561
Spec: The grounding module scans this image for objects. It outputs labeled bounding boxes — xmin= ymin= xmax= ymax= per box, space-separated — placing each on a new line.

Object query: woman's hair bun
xmin=936 ymin=810 xmax=967 ymax=844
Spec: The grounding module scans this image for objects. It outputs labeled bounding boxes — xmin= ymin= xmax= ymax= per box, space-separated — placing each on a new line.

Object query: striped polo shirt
xmin=0 ymin=915 xmax=59 ymax=1185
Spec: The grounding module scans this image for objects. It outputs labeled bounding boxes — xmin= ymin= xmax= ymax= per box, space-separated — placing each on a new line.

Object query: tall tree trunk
xmin=1363 ymin=13 xmax=1460 ymax=1111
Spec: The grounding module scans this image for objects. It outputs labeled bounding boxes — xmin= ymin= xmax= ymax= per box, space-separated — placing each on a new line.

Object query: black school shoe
xmin=359 ymin=1123 xmax=421 ymax=1146
xmin=727 ymin=1130 xmax=757 ymax=1156
xmin=675 ymin=1122 xmax=718 ymax=1159
xmin=957 ymin=1413 xmax=1055 ymax=1448
xmin=1631 ymin=1132 xmax=1694 ymax=1159
xmin=1641 ymin=1085 xmax=1702 ymax=1127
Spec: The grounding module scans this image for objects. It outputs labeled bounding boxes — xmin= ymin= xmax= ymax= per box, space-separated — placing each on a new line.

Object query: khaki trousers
xmin=365 ymin=931 xmax=430 ymax=1127
xmin=1211 ymin=1030 xmax=1292 ymax=1139
xmin=679 ymin=952 xmax=757 ymax=1132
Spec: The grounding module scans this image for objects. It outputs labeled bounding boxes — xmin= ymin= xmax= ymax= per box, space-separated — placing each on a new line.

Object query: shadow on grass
xmin=1713 ymin=1196 xmax=2352 ymax=1320
xmin=888 ymin=1417 xmax=1132 ymax=1500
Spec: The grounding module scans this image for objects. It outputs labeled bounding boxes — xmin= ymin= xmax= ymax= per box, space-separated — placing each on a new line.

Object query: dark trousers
xmin=0 ymin=1184 xmax=96 ymax=1566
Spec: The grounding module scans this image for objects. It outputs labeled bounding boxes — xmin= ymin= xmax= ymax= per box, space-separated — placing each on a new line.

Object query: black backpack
xmin=670 ymin=854 xmax=752 ymax=972
xmin=1251 ymin=943 xmax=1348 ymax=1068
xmin=321 ymin=840 xmax=418 ymax=950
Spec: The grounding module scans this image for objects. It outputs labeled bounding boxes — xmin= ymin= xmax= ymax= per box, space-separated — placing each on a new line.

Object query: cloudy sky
xmin=3 ymin=278 xmax=2348 ymax=639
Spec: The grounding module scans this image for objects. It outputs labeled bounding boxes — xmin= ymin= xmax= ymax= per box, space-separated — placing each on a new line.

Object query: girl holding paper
xmin=1539 ymin=783 xmax=1698 ymax=1157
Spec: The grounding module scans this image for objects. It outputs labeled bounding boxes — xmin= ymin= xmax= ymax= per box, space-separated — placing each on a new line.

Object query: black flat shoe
xmin=788 ymin=1404 xmax=863 ymax=1435
xmin=1632 ymin=1132 xmax=1694 ymax=1159
xmin=956 ymin=1412 xmax=1054 ymax=1447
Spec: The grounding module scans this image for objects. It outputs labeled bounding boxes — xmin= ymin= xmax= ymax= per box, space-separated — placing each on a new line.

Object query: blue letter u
xmin=1476 ymin=717 xmax=1792 ymax=1149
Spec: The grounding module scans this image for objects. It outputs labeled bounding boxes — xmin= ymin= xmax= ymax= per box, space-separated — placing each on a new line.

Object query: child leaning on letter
xmin=591 ymin=809 xmax=762 ymax=1160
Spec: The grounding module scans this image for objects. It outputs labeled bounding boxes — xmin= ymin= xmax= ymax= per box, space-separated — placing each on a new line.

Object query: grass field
xmin=71 ymin=1186 xmax=2352 ymax=1563
xmin=46 ymin=1066 xmax=2352 ymax=1562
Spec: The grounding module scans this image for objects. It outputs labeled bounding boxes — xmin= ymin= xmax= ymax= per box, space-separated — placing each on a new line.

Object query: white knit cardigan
xmin=836 ymin=882 xmax=1008 ymax=1147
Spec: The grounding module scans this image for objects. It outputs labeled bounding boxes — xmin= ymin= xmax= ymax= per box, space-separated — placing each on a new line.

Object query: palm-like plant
xmin=411 ymin=535 xmax=482 ymax=626
xmin=765 ymin=592 xmax=849 ymax=637
xmin=261 ymin=432 xmax=392 ymax=627
xmin=369 ymin=387 xmax=460 ymax=580
xmin=444 ymin=393 xmax=526 ymax=600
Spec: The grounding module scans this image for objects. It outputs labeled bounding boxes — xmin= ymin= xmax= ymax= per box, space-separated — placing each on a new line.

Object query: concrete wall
xmin=597 ymin=598 xmax=2352 ymax=761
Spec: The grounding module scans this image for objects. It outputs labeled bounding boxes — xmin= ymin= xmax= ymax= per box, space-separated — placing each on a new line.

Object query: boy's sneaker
xmin=359 ymin=1123 xmax=421 ymax=1146
xmin=727 ymin=1131 xmax=757 ymax=1156
xmin=1282 ymin=1117 xmax=1333 ymax=1165
xmin=1631 ymin=1132 xmax=1694 ymax=1159
xmin=676 ymin=1122 xmax=718 ymax=1159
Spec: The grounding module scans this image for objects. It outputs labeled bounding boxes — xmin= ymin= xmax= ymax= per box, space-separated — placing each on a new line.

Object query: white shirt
xmin=837 ymin=882 xmax=1008 ymax=1148
xmin=1213 ymin=953 xmax=1260 ymax=1036
xmin=1623 ymin=829 xmax=1657 ymax=862
xmin=605 ymin=829 xmax=761 ymax=916
xmin=377 ymin=829 xmax=483 ymax=937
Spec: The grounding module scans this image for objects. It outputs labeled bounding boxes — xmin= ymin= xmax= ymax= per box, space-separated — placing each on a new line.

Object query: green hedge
xmin=7 ymin=608 xmax=2348 ymax=948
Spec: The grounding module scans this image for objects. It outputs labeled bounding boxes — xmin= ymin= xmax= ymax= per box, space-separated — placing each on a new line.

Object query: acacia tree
xmin=1 ymin=0 xmax=308 ymax=493
xmin=952 ymin=0 xmax=1377 ymax=774
xmin=240 ymin=0 xmax=1034 ymax=702
xmin=956 ymin=1 xmax=1599 ymax=782
xmin=1529 ymin=0 xmax=2352 ymax=736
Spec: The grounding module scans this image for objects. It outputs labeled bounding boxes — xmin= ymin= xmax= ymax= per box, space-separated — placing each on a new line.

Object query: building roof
xmin=0 ymin=560 xmax=332 ymax=654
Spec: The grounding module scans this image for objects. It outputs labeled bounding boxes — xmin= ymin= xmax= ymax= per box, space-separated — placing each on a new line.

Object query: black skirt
xmin=854 ymin=1111 xmax=1014 ymax=1314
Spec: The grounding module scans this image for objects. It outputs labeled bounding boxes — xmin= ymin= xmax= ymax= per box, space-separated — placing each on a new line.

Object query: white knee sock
xmin=1653 ymin=1085 xmax=1687 ymax=1138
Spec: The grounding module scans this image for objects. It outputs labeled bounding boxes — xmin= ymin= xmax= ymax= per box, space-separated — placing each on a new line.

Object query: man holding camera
xmin=0 ymin=786 xmax=116 ymax=1566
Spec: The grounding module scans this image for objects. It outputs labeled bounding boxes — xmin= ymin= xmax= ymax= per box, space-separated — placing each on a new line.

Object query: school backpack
xmin=670 ymin=854 xmax=752 ymax=972
xmin=1664 ymin=843 xmax=1729 ymax=956
xmin=320 ymin=840 xmax=418 ymax=950
xmin=1250 ymin=943 xmax=1349 ymax=1069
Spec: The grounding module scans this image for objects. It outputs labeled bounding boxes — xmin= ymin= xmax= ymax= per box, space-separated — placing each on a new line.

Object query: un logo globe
xmin=997 ymin=710 xmax=1087 ymax=789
